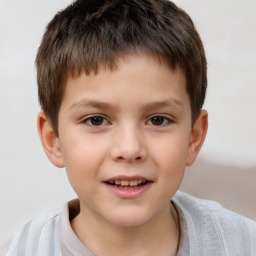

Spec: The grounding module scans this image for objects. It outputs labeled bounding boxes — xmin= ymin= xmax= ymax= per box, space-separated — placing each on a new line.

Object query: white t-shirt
xmin=1 ymin=191 xmax=256 ymax=256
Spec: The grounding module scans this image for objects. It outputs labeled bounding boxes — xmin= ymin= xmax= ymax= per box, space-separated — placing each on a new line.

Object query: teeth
xmin=120 ymin=180 xmax=129 ymax=186
xmin=129 ymin=180 xmax=138 ymax=186
xmin=111 ymin=180 xmax=147 ymax=186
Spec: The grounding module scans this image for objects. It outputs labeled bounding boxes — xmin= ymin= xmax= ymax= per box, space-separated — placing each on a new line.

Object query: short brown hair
xmin=36 ymin=0 xmax=207 ymax=135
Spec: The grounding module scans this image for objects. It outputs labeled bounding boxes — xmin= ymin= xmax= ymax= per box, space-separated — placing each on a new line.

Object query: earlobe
xmin=37 ymin=111 xmax=65 ymax=168
xmin=186 ymin=110 xmax=208 ymax=166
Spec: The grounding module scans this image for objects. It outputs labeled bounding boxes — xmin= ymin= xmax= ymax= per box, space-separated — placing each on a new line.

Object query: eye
xmin=147 ymin=115 xmax=172 ymax=126
xmin=83 ymin=116 xmax=109 ymax=126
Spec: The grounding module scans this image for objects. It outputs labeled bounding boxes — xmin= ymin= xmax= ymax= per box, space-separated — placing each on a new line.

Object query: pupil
xmin=152 ymin=116 xmax=164 ymax=125
xmin=91 ymin=117 xmax=103 ymax=126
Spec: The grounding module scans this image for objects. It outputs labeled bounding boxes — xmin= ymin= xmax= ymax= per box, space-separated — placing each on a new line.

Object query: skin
xmin=38 ymin=54 xmax=208 ymax=256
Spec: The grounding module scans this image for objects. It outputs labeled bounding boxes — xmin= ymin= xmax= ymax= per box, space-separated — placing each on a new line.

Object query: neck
xmin=71 ymin=203 xmax=180 ymax=256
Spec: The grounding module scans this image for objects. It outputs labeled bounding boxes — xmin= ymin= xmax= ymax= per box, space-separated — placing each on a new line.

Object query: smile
xmin=103 ymin=176 xmax=153 ymax=199
xmin=106 ymin=179 xmax=148 ymax=188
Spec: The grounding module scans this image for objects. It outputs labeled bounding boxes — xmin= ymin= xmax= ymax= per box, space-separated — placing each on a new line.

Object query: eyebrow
xmin=70 ymin=97 xmax=184 ymax=111
xmin=141 ymin=98 xmax=184 ymax=111
xmin=70 ymin=99 xmax=116 ymax=111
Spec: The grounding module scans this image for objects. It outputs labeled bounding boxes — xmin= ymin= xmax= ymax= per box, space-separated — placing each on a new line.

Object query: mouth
xmin=104 ymin=179 xmax=150 ymax=189
xmin=103 ymin=176 xmax=153 ymax=199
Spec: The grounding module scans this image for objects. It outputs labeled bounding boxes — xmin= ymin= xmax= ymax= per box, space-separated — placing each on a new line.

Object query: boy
xmin=2 ymin=0 xmax=256 ymax=255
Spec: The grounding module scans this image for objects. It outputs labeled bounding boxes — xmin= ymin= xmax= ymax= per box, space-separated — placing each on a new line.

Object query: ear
xmin=186 ymin=110 xmax=208 ymax=166
xmin=37 ymin=111 xmax=65 ymax=168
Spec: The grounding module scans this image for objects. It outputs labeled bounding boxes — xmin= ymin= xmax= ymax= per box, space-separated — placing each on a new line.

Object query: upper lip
xmin=104 ymin=175 xmax=152 ymax=182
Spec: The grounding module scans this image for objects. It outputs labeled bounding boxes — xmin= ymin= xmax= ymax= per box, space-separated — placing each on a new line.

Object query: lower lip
xmin=104 ymin=182 xmax=152 ymax=199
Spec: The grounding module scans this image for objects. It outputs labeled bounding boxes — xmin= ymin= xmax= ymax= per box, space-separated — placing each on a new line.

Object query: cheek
xmin=149 ymin=133 xmax=189 ymax=190
xmin=151 ymin=132 xmax=190 ymax=168
xmin=60 ymin=135 xmax=108 ymax=185
xmin=61 ymin=132 xmax=106 ymax=164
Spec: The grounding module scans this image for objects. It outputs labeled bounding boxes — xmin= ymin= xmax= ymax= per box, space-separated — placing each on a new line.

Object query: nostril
xmin=115 ymin=155 xmax=143 ymax=161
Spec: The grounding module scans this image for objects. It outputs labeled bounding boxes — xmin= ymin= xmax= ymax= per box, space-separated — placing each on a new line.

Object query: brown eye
xmin=84 ymin=116 xmax=108 ymax=126
xmin=151 ymin=116 xmax=165 ymax=125
xmin=147 ymin=116 xmax=171 ymax=126
xmin=91 ymin=116 xmax=104 ymax=126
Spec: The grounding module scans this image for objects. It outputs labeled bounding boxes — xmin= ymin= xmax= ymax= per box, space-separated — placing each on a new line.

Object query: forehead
xmin=63 ymin=53 xmax=189 ymax=112
xmin=68 ymin=52 xmax=181 ymax=83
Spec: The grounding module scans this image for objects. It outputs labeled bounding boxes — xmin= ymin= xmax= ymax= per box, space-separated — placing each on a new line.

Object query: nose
xmin=110 ymin=125 xmax=147 ymax=163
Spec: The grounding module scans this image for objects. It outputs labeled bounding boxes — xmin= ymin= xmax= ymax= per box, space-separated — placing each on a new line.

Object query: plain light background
xmin=0 ymin=0 xmax=255 ymax=241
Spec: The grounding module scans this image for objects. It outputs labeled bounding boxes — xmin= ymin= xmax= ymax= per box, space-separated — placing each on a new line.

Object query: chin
xmin=104 ymin=208 xmax=153 ymax=228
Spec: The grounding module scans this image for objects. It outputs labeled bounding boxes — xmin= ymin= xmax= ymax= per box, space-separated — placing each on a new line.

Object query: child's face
xmin=41 ymin=54 xmax=207 ymax=227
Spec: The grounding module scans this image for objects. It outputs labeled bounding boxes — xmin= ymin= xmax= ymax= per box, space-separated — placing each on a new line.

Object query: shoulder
xmin=2 ymin=211 xmax=62 ymax=256
xmin=172 ymin=191 xmax=256 ymax=255
xmin=173 ymin=191 xmax=256 ymax=228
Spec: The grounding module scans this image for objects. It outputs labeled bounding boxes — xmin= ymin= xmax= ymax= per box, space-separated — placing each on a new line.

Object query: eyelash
xmin=82 ymin=115 xmax=173 ymax=127
xmin=146 ymin=115 xmax=173 ymax=126
xmin=82 ymin=115 xmax=110 ymax=127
